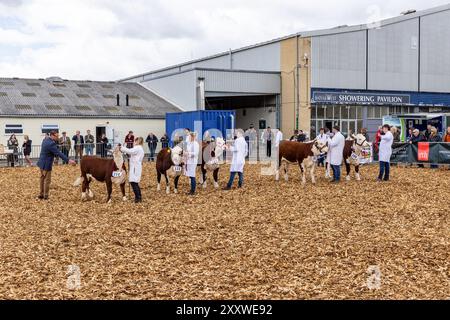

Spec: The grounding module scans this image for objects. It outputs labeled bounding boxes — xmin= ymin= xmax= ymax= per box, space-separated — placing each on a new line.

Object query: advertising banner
xmin=392 ymin=143 xmax=450 ymax=164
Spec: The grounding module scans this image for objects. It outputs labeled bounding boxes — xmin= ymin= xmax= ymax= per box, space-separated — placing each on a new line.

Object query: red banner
xmin=418 ymin=143 xmax=430 ymax=162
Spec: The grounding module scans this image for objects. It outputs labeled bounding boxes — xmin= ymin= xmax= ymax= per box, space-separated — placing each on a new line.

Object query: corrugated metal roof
xmin=0 ymin=78 xmax=181 ymax=119
xmin=119 ymin=3 xmax=450 ymax=81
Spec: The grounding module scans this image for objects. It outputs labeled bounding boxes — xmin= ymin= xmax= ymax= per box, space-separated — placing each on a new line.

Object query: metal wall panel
xmin=231 ymin=42 xmax=281 ymax=71
xmin=368 ymin=19 xmax=419 ymax=91
xmin=312 ymin=31 xmax=367 ymax=90
xmin=420 ymin=10 xmax=450 ymax=93
xmin=141 ymin=70 xmax=197 ymax=111
xmin=197 ymin=70 xmax=280 ymax=94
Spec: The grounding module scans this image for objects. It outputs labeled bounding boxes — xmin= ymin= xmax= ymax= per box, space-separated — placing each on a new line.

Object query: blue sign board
xmin=312 ymin=91 xmax=411 ymax=105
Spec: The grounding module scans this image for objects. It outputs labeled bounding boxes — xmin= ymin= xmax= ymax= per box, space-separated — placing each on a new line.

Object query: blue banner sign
xmin=312 ymin=91 xmax=411 ymax=105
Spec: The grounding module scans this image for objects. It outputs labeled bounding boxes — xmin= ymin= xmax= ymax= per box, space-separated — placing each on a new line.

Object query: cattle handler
xmin=37 ymin=131 xmax=76 ymax=200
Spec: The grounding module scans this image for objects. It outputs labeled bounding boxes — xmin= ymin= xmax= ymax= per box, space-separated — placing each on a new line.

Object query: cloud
xmin=0 ymin=0 xmax=449 ymax=81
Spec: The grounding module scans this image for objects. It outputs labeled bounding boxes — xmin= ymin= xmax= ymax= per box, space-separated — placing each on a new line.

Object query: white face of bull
xmin=214 ymin=137 xmax=225 ymax=161
xmin=113 ymin=146 xmax=124 ymax=170
xmin=351 ymin=134 xmax=370 ymax=149
xmin=311 ymin=140 xmax=329 ymax=156
xmin=171 ymin=146 xmax=183 ymax=166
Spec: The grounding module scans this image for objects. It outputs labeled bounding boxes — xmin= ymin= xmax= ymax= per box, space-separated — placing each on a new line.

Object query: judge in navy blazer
xmin=37 ymin=131 xmax=74 ymax=200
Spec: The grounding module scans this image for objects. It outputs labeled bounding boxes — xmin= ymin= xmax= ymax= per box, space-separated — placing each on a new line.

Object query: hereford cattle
xmin=325 ymin=134 xmax=371 ymax=181
xmin=156 ymin=145 xmax=183 ymax=194
xmin=277 ymin=140 xmax=329 ymax=184
xmin=343 ymin=134 xmax=371 ymax=181
xmin=199 ymin=137 xmax=225 ymax=189
xmin=73 ymin=146 xmax=127 ymax=203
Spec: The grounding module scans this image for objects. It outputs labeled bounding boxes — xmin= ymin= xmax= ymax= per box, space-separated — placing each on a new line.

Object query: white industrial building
xmin=0 ymin=77 xmax=181 ymax=152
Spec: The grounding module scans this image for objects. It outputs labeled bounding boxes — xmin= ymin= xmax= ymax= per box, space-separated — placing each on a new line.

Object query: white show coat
xmin=120 ymin=145 xmax=145 ymax=183
xmin=275 ymin=131 xmax=283 ymax=148
xmin=317 ymin=133 xmax=328 ymax=144
xmin=328 ymin=132 xmax=345 ymax=166
xmin=229 ymin=136 xmax=248 ymax=173
xmin=379 ymin=131 xmax=394 ymax=163
xmin=185 ymin=140 xmax=200 ymax=178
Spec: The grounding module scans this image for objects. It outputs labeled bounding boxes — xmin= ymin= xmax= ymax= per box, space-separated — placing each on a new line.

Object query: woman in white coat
xmin=378 ymin=124 xmax=394 ymax=182
xmin=185 ymin=132 xmax=200 ymax=196
xmin=121 ymin=137 xmax=145 ymax=203
xmin=224 ymin=130 xmax=248 ymax=190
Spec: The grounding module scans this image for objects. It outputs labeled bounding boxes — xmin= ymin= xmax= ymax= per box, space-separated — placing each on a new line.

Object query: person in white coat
xmin=120 ymin=137 xmax=145 ymax=203
xmin=378 ymin=124 xmax=394 ymax=182
xmin=316 ymin=128 xmax=328 ymax=167
xmin=328 ymin=126 xmax=345 ymax=183
xmin=224 ymin=130 xmax=248 ymax=190
xmin=184 ymin=132 xmax=200 ymax=196
xmin=275 ymin=129 xmax=283 ymax=148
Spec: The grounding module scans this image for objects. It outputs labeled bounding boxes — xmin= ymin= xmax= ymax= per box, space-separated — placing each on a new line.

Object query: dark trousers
xmin=331 ymin=165 xmax=341 ymax=182
xmin=61 ymin=148 xmax=70 ymax=164
xmin=190 ymin=177 xmax=196 ymax=193
xmin=378 ymin=161 xmax=390 ymax=181
xmin=130 ymin=182 xmax=142 ymax=202
xmin=227 ymin=172 xmax=244 ymax=188
xmin=266 ymin=141 xmax=272 ymax=158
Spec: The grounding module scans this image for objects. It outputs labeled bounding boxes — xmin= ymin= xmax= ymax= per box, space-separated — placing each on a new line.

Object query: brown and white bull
xmin=326 ymin=134 xmax=371 ymax=181
xmin=199 ymin=137 xmax=225 ymax=189
xmin=73 ymin=146 xmax=127 ymax=203
xmin=156 ymin=145 xmax=184 ymax=194
xmin=277 ymin=140 xmax=329 ymax=184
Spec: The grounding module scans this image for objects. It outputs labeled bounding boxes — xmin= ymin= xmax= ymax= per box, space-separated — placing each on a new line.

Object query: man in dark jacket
xmin=72 ymin=130 xmax=85 ymax=162
xmin=37 ymin=131 xmax=75 ymax=200
xmin=146 ymin=133 xmax=159 ymax=161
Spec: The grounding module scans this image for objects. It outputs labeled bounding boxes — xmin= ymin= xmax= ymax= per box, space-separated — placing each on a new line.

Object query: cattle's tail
xmin=73 ymin=176 xmax=84 ymax=187
xmin=73 ymin=174 xmax=93 ymax=187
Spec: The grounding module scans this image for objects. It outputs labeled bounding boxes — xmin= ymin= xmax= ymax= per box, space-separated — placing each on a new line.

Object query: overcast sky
xmin=0 ymin=0 xmax=449 ymax=81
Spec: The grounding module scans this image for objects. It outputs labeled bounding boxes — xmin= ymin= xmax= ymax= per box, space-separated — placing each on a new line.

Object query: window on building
xmin=101 ymin=84 xmax=113 ymax=89
xmin=46 ymin=105 xmax=62 ymax=111
xmin=0 ymin=81 xmax=14 ymax=86
xmin=15 ymin=105 xmax=32 ymax=111
xmin=326 ymin=106 xmax=334 ymax=119
xmin=0 ymin=92 xmax=7 ymax=97
xmin=49 ymin=93 xmax=64 ymax=98
xmin=41 ymin=125 xmax=59 ymax=134
xmin=132 ymin=106 xmax=145 ymax=112
xmin=317 ymin=106 xmax=325 ymax=119
xmin=333 ymin=105 xmax=341 ymax=119
xmin=53 ymin=83 xmax=66 ymax=88
xmin=129 ymin=95 xmax=140 ymax=100
xmin=103 ymin=95 xmax=115 ymax=99
xmin=27 ymin=82 xmax=41 ymax=87
xmin=5 ymin=124 xmax=23 ymax=134
xmin=77 ymin=84 xmax=91 ymax=88
xmin=75 ymin=105 xmax=92 ymax=111
xmin=77 ymin=94 xmax=90 ymax=98
xmin=104 ymin=106 xmax=119 ymax=112
xmin=22 ymin=92 xmax=36 ymax=97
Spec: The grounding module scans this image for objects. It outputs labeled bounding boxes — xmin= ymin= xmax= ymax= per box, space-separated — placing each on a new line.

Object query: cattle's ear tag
xmin=167 ymin=149 xmax=171 ymax=153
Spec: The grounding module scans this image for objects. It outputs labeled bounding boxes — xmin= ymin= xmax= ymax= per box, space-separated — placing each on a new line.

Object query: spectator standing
xmin=245 ymin=125 xmax=257 ymax=160
xmin=7 ymin=134 xmax=19 ymax=166
xmin=22 ymin=135 xmax=33 ymax=167
xmin=428 ymin=127 xmax=441 ymax=142
xmin=298 ymin=130 xmax=307 ymax=142
xmin=59 ymin=132 xmax=71 ymax=164
xmin=424 ymin=124 xmax=433 ymax=141
xmin=72 ymin=131 xmax=84 ymax=162
xmin=409 ymin=129 xmax=425 ymax=144
xmin=100 ymin=134 xmax=109 ymax=158
xmin=37 ymin=131 xmax=75 ymax=200
xmin=262 ymin=127 xmax=273 ymax=158
xmin=120 ymin=137 xmax=145 ymax=203
xmin=125 ymin=131 xmax=135 ymax=149
xmin=84 ymin=130 xmax=95 ymax=156
xmin=275 ymin=129 xmax=283 ymax=149
xmin=391 ymin=127 xmax=401 ymax=143
xmin=290 ymin=130 xmax=299 ymax=141
xmin=443 ymin=127 xmax=450 ymax=143
xmin=160 ymin=133 xmax=169 ymax=149
xmin=146 ymin=133 xmax=159 ymax=162
xmin=378 ymin=125 xmax=394 ymax=182
xmin=316 ymin=128 xmax=328 ymax=167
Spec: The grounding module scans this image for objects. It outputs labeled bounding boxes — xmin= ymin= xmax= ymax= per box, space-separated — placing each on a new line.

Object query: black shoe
xmin=186 ymin=191 xmax=196 ymax=196
xmin=37 ymin=195 xmax=44 ymax=200
xmin=223 ymin=187 xmax=232 ymax=191
xmin=135 ymin=199 xmax=142 ymax=203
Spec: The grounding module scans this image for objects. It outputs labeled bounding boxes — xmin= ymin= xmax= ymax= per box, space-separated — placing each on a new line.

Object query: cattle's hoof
xmin=202 ymin=183 xmax=207 ymax=189
xmin=214 ymin=182 xmax=219 ymax=189
xmin=355 ymin=175 xmax=361 ymax=181
xmin=284 ymin=175 xmax=289 ymax=182
xmin=275 ymin=172 xmax=280 ymax=181
xmin=122 ymin=196 xmax=128 ymax=202
xmin=157 ymin=184 xmax=161 ymax=192
xmin=81 ymin=193 xmax=88 ymax=201
xmin=166 ymin=187 xmax=170 ymax=194
xmin=107 ymin=199 xmax=112 ymax=205
xmin=88 ymin=190 xmax=94 ymax=199
xmin=174 ymin=189 xmax=178 ymax=194
xmin=346 ymin=176 xmax=351 ymax=181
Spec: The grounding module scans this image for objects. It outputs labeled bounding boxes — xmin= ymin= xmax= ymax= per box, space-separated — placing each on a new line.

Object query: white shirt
xmin=329 ymin=132 xmax=345 ymax=166
xmin=184 ymin=140 xmax=200 ymax=178
xmin=120 ymin=145 xmax=144 ymax=183
xmin=317 ymin=133 xmax=328 ymax=144
xmin=229 ymin=136 xmax=248 ymax=173
xmin=379 ymin=131 xmax=394 ymax=163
